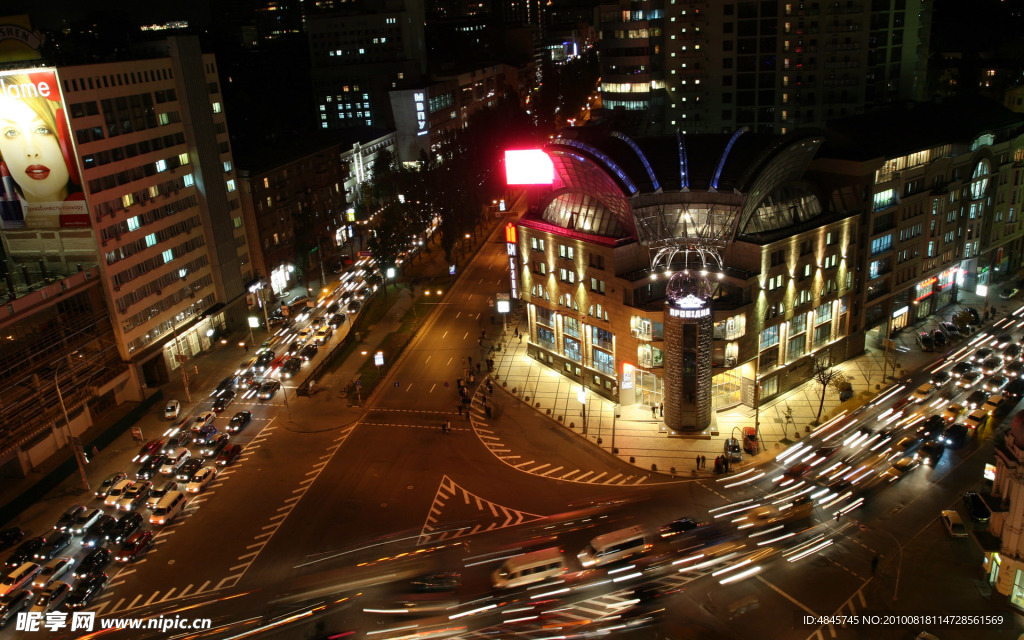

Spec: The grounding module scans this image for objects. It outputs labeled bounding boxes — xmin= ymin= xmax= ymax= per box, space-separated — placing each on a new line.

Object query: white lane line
xmin=228 ymin=563 xmax=250 ymax=572
xmin=159 ymin=588 xmax=177 ymax=602
xmin=107 ymin=580 xmax=124 ymax=588
xmin=540 ymin=466 xmax=563 ymax=477
xmin=195 ymin=580 xmax=211 ymax=594
xmin=254 ymin=532 xmax=273 ymax=540
xmin=108 ymin=598 xmax=126 ymax=614
xmin=144 ymin=592 xmax=161 ymax=606
xmin=575 ymin=471 xmax=594 ymax=481
xmin=261 ymin=523 xmax=279 ymax=530
xmin=269 ymin=513 xmax=288 ymax=521
xmin=246 ymin=542 xmax=265 ymax=549
xmin=179 ymin=584 xmax=193 ymax=598
xmin=127 ymin=594 xmax=144 ymax=609
xmin=284 ymin=496 xmax=300 ymax=503
xmin=590 ymin=472 xmax=608 ymax=483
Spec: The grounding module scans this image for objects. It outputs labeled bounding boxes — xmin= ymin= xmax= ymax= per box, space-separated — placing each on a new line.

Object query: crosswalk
xmin=418 ymin=475 xmax=544 ymax=545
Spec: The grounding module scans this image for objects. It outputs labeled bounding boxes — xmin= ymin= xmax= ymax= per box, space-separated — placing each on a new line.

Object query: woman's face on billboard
xmin=0 ymin=94 xmax=69 ymax=203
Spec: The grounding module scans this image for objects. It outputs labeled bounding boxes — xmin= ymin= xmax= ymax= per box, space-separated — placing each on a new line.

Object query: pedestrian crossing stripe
xmin=417 ymin=475 xmax=545 ymax=546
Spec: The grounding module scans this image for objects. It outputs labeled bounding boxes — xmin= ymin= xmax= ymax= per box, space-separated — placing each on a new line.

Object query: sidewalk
xmin=485 ymin=289 xmax=1021 ymax=477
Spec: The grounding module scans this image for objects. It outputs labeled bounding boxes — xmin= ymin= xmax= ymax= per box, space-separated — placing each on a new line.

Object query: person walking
xmin=871 ymin=554 xmax=880 ymax=575
xmin=696 ymin=454 xmax=701 ymax=469
xmin=701 ymin=455 xmax=706 ymax=469
xmin=457 ymin=404 xmax=463 ymax=416
xmin=659 ymin=402 xmax=664 ymax=417
xmin=652 ymin=404 xmax=658 ymax=418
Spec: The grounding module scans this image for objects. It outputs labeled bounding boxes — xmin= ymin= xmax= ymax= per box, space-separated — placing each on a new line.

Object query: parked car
xmin=192 ymin=423 xmax=218 ymax=445
xmin=158 ymin=448 xmax=191 ymax=476
xmin=958 ymin=370 xmax=984 ymax=389
xmin=965 ymin=389 xmax=990 ymax=410
xmin=329 ymin=313 xmax=346 ymax=329
xmin=0 ymin=528 xmax=23 ymax=551
xmin=133 ymin=438 xmax=166 ymax=463
xmin=973 ymin=347 xmax=995 ymax=363
xmin=1000 ymin=287 xmax=1019 ymax=300
xmin=1005 ymin=377 xmax=1024 ymax=400
xmin=315 ymin=326 xmax=333 ymax=344
xmin=136 ymin=454 xmax=164 ymax=481
xmin=175 ymin=457 xmax=204 ymax=482
xmin=227 ymin=411 xmax=252 ymax=433
xmin=916 ymin=332 xmax=934 ymax=351
xmin=186 ymin=467 xmax=218 ymax=493
xmin=162 ymin=428 xmax=191 ymax=451
xmin=191 ymin=411 xmax=216 ymax=431
xmin=163 ymin=399 xmax=181 ymax=419
xmin=941 ymin=403 xmax=965 ymax=423
xmin=962 ymin=491 xmax=992 ymax=523
xmin=723 ymin=438 xmax=742 ymax=462
xmin=280 ymin=357 xmax=302 ymax=379
xmin=34 ymin=532 xmax=71 ymax=561
xmin=931 ymin=330 xmax=946 ymax=347
xmin=6 ymin=537 xmax=45 ymax=568
xmin=299 ymin=343 xmax=318 ymax=361
xmin=950 ymin=362 xmax=976 ymax=379
xmin=940 ymin=322 xmax=961 ymax=339
xmin=1005 ymin=344 xmax=1023 ymax=360
xmin=982 ymin=357 xmax=1004 ymax=376
xmin=930 ymin=370 xmax=952 ymax=388
xmin=940 ymin=510 xmax=969 ymax=537
xmin=984 ymin=375 xmax=1010 ymax=394
xmin=103 ymin=479 xmax=133 ymax=507
xmin=942 ymin=423 xmax=969 ymax=449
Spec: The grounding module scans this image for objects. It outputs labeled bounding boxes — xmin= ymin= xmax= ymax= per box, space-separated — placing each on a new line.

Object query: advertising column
xmin=663 ymin=272 xmax=713 ymax=432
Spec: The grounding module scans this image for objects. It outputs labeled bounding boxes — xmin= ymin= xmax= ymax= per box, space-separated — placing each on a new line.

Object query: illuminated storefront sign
xmin=669 ymin=307 xmax=710 ymax=319
xmin=413 ymin=92 xmax=427 ymax=135
xmin=506 ymin=223 xmax=519 ymax=298
xmin=893 ymin=306 xmax=909 ymax=318
xmin=0 ymin=68 xmax=88 ymax=228
xmin=621 ymin=362 xmax=635 ymax=390
xmin=914 ymin=276 xmax=937 ymax=301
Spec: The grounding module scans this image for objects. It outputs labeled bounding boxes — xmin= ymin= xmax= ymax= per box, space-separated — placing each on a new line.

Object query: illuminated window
xmin=127 ymin=216 xmax=140 ymax=232
xmin=122 ymin=194 xmax=135 ymax=208
xmin=212 ymin=101 xmax=222 ymax=114
xmin=183 ymin=174 xmax=195 ymax=188
xmin=145 ymin=233 xmax=157 ymax=247
xmin=162 ymin=249 xmax=173 ymax=263
xmin=178 ymin=153 xmax=190 ymax=165
xmin=223 ymin=161 xmax=232 ymax=172
xmin=226 ymin=179 xmax=236 ymax=192
xmin=155 ymin=159 xmax=167 ymax=172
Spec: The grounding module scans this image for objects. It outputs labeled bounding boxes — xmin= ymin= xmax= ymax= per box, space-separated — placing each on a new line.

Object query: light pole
xmin=578 ymin=386 xmax=588 ymax=436
xmin=54 ymin=362 xmax=92 ymax=491
xmin=171 ymin=313 xmax=192 ymax=404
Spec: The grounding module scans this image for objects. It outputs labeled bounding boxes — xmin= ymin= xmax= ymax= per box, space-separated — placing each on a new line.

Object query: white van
xmin=491 ymin=547 xmax=568 ymax=589
xmin=577 ymin=525 xmax=651 ymax=568
xmin=149 ymin=491 xmax=187 ymax=526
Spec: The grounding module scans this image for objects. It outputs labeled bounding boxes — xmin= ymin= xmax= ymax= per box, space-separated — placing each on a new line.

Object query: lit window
xmin=162 ymin=249 xmax=173 ymax=263
xmin=212 ymin=101 xmax=222 ymax=114
xmin=155 ymin=159 xmax=167 ymax=172
xmin=145 ymin=233 xmax=157 ymax=247
xmin=127 ymin=216 xmax=140 ymax=232
xmin=223 ymin=160 xmax=232 ymax=172
xmin=183 ymin=174 xmax=195 ymax=188
xmin=178 ymin=153 xmax=190 ymax=165
xmin=226 ymin=179 xmax=236 ymax=192
xmin=122 ymin=194 xmax=135 ymax=208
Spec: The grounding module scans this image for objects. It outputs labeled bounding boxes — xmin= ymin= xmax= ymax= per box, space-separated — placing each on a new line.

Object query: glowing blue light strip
xmin=677 ymin=131 xmax=689 ymax=190
xmin=611 ymin=131 xmax=660 ymax=191
xmin=711 ymin=127 xmax=749 ymax=190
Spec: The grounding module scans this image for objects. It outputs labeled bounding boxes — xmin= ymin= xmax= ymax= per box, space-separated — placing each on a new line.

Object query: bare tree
xmin=813 ymin=355 xmax=841 ymax=423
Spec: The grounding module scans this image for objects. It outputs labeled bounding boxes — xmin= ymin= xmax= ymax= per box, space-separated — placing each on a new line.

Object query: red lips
xmin=24 ymin=165 xmax=50 ymax=181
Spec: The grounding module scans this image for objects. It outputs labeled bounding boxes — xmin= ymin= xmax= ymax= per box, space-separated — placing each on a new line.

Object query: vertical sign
xmin=621 ymin=362 xmax=635 ymax=390
xmin=413 ymin=92 xmax=427 ymax=135
xmin=505 ymin=223 xmax=518 ymax=298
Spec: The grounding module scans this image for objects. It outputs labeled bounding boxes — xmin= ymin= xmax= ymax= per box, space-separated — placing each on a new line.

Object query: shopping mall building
xmin=508 ymin=99 xmax=1024 ymax=433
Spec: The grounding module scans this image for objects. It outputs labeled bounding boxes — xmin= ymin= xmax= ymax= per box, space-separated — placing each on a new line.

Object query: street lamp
xmin=578 ymin=386 xmax=588 ymax=436
xmin=54 ymin=359 xmax=95 ymax=491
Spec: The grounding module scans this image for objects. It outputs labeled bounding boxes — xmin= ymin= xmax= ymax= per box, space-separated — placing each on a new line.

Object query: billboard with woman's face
xmin=0 ymin=68 xmax=87 ymax=229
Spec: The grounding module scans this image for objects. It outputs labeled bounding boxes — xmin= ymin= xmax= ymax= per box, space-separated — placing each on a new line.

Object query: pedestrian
xmin=244 ymin=343 xmax=249 ymax=353
xmin=701 ymin=455 xmax=706 ymax=469
xmin=518 ymin=333 xmax=522 ymax=343
xmin=478 ymin=338 xmax=483 ymax=346
xmin=659 ymin=402 xmax=664 ymax=417
xmin=457 ymin=404 xmax=463 ymax=416
xmin=696 ymin=454 xmax=701 ymax=469
xmin=652 ymin=404 xmax=657 ymax=418
xmin=714 ymin=457 xmax=721 ymax=474
xmin=871 ymin=554 xmax=879 ymax=575
xmin=476 ymin=363 xmax=481 ymax=374
xmin=514 ymin=327 xmax=519 ymax=338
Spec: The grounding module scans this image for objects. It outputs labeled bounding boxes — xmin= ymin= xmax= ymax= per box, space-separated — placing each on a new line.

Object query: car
xmin=984 ymin=375 xmax=1010 ymax=393
xmin=136 ymin=454 xmax=165 ymax=481
xmin=146 ymin=479 xmax=179 ymax=509
xmin=783 ymin=462 xmax=813 ymax=480
xmin=299 ymin=343 xmax=318 ymax=361
xmin=214 ymin=376 xmax=235 ymax=394
xmin=982 ymin=356 xmax=1004 ymax=375
xmin=916 ymin=332 xmax=934 ymax=351
xmin=658 ymin=517 xmax=707 ymax=540
xmin=931 ymin=329 xmax=947 ymax=347
xmin=65 ymin=573 xmax=107 ymax=610
xmin=28 ymin=581 xmax=71 ymax=614
xmin=116 ymin=481 xmax=153 ymax=512
xmin=192 ymin=422 xmax=218 ymax=445
xmin=962 ymin=492 xmax=992 ymax=523
xmin=4 ymin=536 xmax=43 ymax=567
xmin=34 ymin=532 xmax=71 ymax=561
xmin=212 ymin=391 xmax=235 ymax=413
xmin=191 ymin=411 xmax=216 ymax=431
xmin=0 ymin=589 xmax=32 ymax=626
xmin=95 ymin=471 xmax=128 ymax=499
xmin=957 ymin=370 xmax=984 ymax=388
xmin=0 ymin=562 xmax=40 ymax=596
xmin=0 ymin=528 xmax=23 ymax=551
xmin=941 ymin=403 xmax=965 ymax=423
xmin=965 ymin=389 xmax=989 ymax=410
xmin=940 ymin=510 xmax=969 ymax=537
xmin=329 ymin=313 xmax=346 ymax=328
xmin=81 ymin=516 xmax=117 ymax=548
xmin=723 ymin=437 xmax=742 ymax=462
xmin=1005 ymin=377 xmax=1024 ymax=400
xmin=103 ymin=479 xmax=133 ymax=507
xmin=31 ymin=556 xmax=73 ymax=590
xmin=73 ymin=547 xmax=111 ymax=579
xmin=162 ymin=428 xmax=192 ymax=451
xmin=216 ymin=444 xmax=243 ymax=466
xmin=163 ymin=399 xmax=181 ymax=419
xmin=879 ymin=456 xmax=920 ymax=483
xmin=115 ymin=530 xmax=154 ymax=563
xmin=973 ymin=347 xmax=995 ymax=363
xmin=228 ymin=410 xmax=252 ymax=433
xmin=940 ymin=322 xmax=961 ymax=338
xmin=911 ymin=383 xmax=935 ymax=403
xmin=917 ymin=415 xmax=946 ymax=439
xmin=315 ymin=326 xmax=333 ymax=344
xmin=133 ymin=438 xmax=166 ymax=463
xmin=964 ymin=409 xmax=989 ymax=431
xmin=1000 ymin=287 xmax=1019 ymax=300
xmin=53 ymin=505 xmax=86 ymax=532
xmin=1006 ymin=361 xmax=1024 ymax=378
xmin=941 ymin=423 xmax=969 ymax=448
xmin=1005 ymin=344 xmax=1023 ymax=360
xmin=258 ymin=379 xmax=281 ymax=401
xmin=200 ymin=433 xmax=230 ymax=458
xmin=253 ymin=350 xmax=276 ymax=372
xmin=930 ymin=370 xmax=952 ymax=387
xmin=951 ymin=362 xmax=976 ymax=378
xmin=310 ymin=315 xmax=325 ymax=329
xmin=995 ymin=333 xmax=1014 ymax=349
xmin=964 ymin=307 xmax=982 ymax=325
xmin=186 ymin=466 xmax=218 ymax=493
xmin=981 ymin=395 xmax=1004 ymax=415
xmin=107 ymin=513 xmax=142 ymax=545
xmin=235 ymin=370 xmax=258 ymax=390
xmin=280 ymin=357 xmax=302 ymax=379
xmin=919 ymin=439 xmax=945 ymax=464
xmin=159 ymin=448 xmax=191 ymax=476
xmin=175 ymin=457 xmax=204 ymax=482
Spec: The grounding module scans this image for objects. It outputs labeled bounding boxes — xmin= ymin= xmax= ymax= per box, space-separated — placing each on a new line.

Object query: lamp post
xmin=54 ymin=363 xmax=93 ymax=491
xmin=578 ymin=386 xmax=588 ymax=436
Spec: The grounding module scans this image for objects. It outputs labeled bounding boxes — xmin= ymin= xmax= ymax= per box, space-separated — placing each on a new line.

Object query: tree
xmin=813 ymin=355 xmax=842 ymax=423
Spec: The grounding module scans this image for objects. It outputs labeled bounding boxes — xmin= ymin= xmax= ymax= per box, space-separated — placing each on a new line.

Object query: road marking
xmin=514 ymin=460 xmax=535 ymax=468
xmin=107 ymin=580 xmax=124 ymax=588
xmin=179 ymin=584 xmax=193 ymax=598
xmin=215 ymin=576 xmax=238 ymax=591
xmin=607 ymin=473 xmax=623 ymax=483
xmin=527 ymin=463 xmax=550 ymax=473
xmin=254 ymin=532 xmax=273 ymax=540
xmin=540 ymin=466 xmax=563 ymax=477
xmin=277 ymin=505 xmax=292 ymax=512
xmin=160 ymin=588 xmax=177 ymax=602
xmin=561 ymin=469 xmax=580 ymax=480
xmin=145 ymin=591 xmax=161 ymax=606
xmin=246 ymin=542 xmax=265 ymax=549
xmin=117 ymin=569 xmax=137 ymax=578
xmin=284 ymin=496 xmax=301 ymax=503
xmin=304 ymin=469 xmax=319 ymax=476
xmin=590 ymin=472 xmax=607 ymax=483
xmin=292 ymin=487 xmax=305 ymax=494
xmin=127 ymin=594 xmax=144 ymax=609
xmin=576 ymin=471 xmax=594 ymax=481
xmin=262 ymin=523 xmax=279 ymax=530
xmin=195 ymin=580 xmax=211 ymax=594
xmin=108 ymin=597 xmax=125 ymax=613
xmin=756 ymin=575 xmax=816 ymax=615
xmin=269 ymin=513 xmax=288 ymax=521
xmin=229 ymin=563 xmax=250 ymax=572
xmin=89 ymin=602 xmax=109 ymax=616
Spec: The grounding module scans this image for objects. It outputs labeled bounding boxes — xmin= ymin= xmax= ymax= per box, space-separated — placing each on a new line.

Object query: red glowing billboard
xmin=504 ymin=149 xmax=554 ymax=185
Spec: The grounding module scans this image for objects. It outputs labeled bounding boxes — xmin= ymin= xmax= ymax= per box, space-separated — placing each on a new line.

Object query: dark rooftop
xmin=235 ymin=126 xmax=391 ymax=174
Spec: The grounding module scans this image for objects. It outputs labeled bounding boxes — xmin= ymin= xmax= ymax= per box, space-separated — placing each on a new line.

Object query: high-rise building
xmin=0 ymin=36 xmax=252 ymax=389
xmin=595 ymin=0 xmax=932 ymax=135
xmin=308 ymin=0 xmax=428 ymax=131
